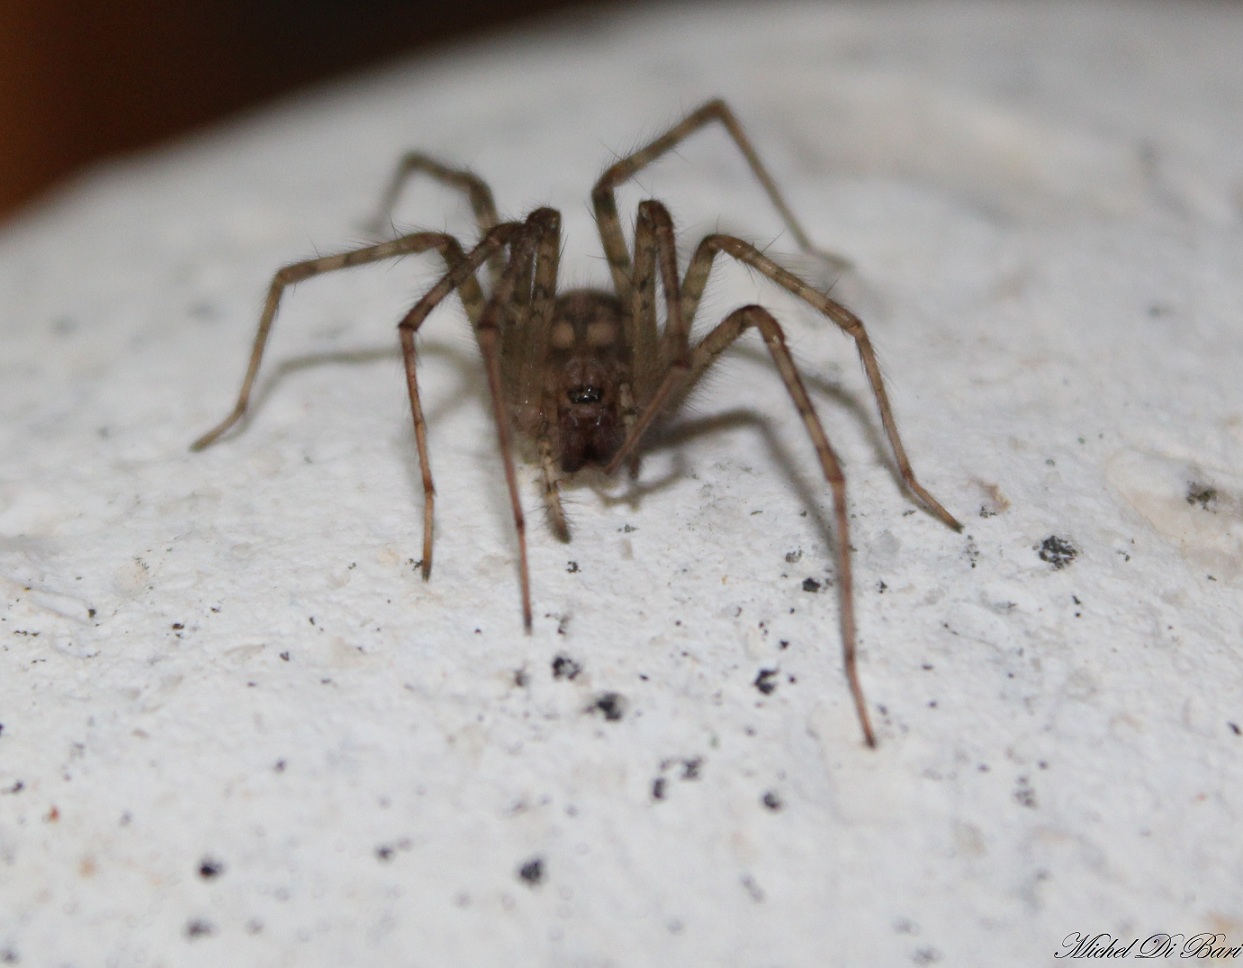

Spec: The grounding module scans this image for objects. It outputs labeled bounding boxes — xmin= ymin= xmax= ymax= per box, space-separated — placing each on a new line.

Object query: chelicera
xmin=192 ymin=99 xmax=961 ymax=747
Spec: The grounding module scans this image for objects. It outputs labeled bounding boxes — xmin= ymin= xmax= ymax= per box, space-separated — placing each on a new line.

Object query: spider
xmin=191 ymin=99 xmax=961 ymax=747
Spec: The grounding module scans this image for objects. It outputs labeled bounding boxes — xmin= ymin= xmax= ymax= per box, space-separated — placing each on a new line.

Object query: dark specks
xmin=1186 ymin=483 xmax=1218 ymax=511
xmin=518 ymin=856 xmax=545 ymax=887
xmin=962 ymin=536 xmax=979 ymax=569
xmin=754 ymin=668 xmax=779 ymax=695
xmin=552 ymin=654 xmax=582 ymax=680
xmin=740 ymin=874 xmax=765 ymax=902
xmin=801 ymin=577 xmax=821 ymax=593
xmin=374 ymin=838 xmax=411 ymax=862
xmin=761 ymin=790 xmax=783 ymax=811
xmin=651 ymin=756 xmax=703 ymax=801
xmin=591 ymin=692 xmax=626 ymax=721
xmin=197 ymin=856 xmax=225 ymax=879
xmin=1037 ymin=535 xmax=1077 ymax=570
xmin=184 ymin=918 xmax=215 ymax=939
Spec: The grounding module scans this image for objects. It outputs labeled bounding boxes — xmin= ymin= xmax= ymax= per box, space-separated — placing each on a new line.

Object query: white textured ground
xmin=2 ymin=2 xmax=1242 ymax=965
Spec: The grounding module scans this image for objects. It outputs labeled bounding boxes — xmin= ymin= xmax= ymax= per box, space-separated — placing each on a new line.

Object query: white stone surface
xmin=2 ymin=2 xmax=1242 ymax=965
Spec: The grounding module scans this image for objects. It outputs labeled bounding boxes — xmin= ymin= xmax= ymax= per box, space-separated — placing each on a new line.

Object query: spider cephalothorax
xmin=192 ymin=100 xmax=961 ymax=747
xmin=541 ymin=290 xmax=629 ymax=473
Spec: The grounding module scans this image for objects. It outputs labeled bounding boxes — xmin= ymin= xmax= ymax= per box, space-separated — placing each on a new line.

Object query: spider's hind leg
xmin=366 ymin=153 xmax=506 ymax=285
xmin=591 ymin=99 xmax=851 ymax=307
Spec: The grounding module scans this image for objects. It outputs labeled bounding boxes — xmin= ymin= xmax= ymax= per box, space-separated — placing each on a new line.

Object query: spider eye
xmin=567 ymin=386 xmax=603 ymax=405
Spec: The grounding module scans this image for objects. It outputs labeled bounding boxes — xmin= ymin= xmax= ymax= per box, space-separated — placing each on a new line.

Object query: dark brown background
xmin=0 ymin=0 xmax=595 ymax=224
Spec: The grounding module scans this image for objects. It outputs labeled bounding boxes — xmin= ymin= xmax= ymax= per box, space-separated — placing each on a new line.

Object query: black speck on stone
xmin=1037 ymin=535 xmax=1078 ymax=569
xmin=801 ymin=577 xmax=821 ymax=593
xmin=681 ymin=757 xmax=702 ymax=781
xmin=1186 ymin=483 xmax=1219 ymax=511
xmin=518 ymin=857 xmax=544 ymax=886
xmin=652 ymin=777 xmax=667 ymax=800
xmin=552 ymin=654 xmax=582 ymax=680
xmin=197 ymin=856 xmax=224 ymax=879
xmin=754 ymin=668 xmax=779 ymax=695
xmin=592 ymin=692 xmax=626 ymax=721
xmin=761 ymin=790 xmax=783 ymax=811
xmin=184 ymin=918 xmax=214 ymax=939
xmin=1229 ymin=722 xmax=1241 ymax=736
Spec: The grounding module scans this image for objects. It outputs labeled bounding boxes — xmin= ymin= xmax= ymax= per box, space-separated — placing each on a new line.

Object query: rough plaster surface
xmin=2 ymin=2 xmax=1242 ymax=965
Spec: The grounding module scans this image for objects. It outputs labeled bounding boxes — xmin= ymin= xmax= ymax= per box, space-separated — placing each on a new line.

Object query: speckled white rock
xmin=2 ymin=2 xmax=1242 ymax=965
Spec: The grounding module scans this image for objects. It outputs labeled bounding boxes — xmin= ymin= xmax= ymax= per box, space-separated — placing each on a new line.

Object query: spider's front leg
xmin=404 ymin=208 xmax=562 ymax=631
xmin=688 ymin=302 xmax=876 ymax=746
xmin=603 ymin=199 xmax=690 ymax=476
xmin=680 ymin=235 xmax=962 ymax=532
xmin=393 ymin=221 xmax=524 ymax=587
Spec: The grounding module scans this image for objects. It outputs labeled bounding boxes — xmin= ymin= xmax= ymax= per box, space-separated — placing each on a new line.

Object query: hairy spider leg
xmin=602 ymin=199 xmax=690 ymax=476
xmin=591 ymin=97 xmax=848 ymax=309
xmin=496 ymin=211 xmax=568 ymax=540
xmin=690 ymin=303 xmax=874 ymax=746
xmin=398 ymin=212 xmax=561 ymax=630
xmin=679 ymin=235 xmax=963 ymax=532
xmin=366 ymin=153 xmax=506 ymax=286
xmin=190 ymin=231 xmax=484 ymax=452
xmin=394 ymin=220 xmax=525 ymax=587
xmin=603 ymin=214 xmax=961 ymax=747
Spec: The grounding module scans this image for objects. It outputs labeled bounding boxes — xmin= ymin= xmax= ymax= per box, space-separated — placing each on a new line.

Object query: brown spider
xmin=191 ymin=99 xmax=961 ymax=747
